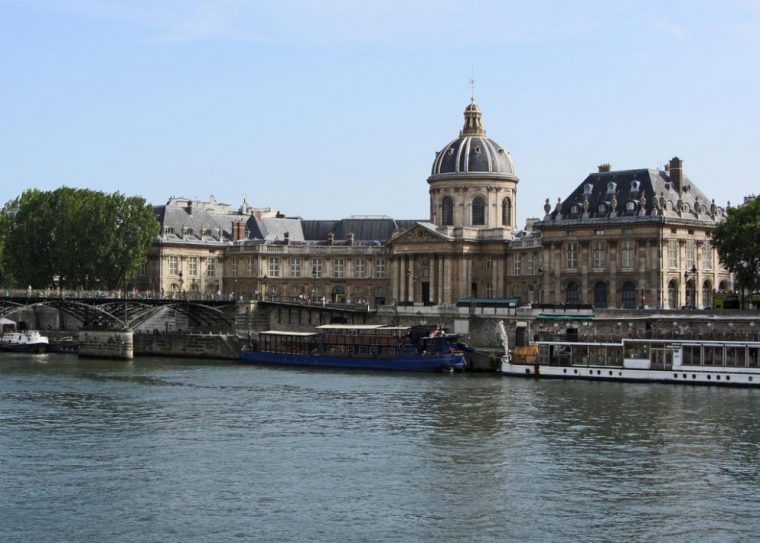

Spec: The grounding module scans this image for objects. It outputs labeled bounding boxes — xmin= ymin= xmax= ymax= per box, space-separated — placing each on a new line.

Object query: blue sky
xmin=1 ymin=1 xmax=758 ymax=226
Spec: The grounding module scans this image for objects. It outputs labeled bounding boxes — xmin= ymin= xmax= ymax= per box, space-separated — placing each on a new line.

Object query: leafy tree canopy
xmin=711 ymin=196 xmax=760 ymax=300
xmin=0 ymin=187 xmax=159 ymax=289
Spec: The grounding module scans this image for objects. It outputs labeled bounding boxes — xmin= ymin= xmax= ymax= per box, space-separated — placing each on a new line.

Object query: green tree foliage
xmin=711 ymin=197 xmax=760 ymax=304
xmin=0 ymin=188 xmax=159 ymax=289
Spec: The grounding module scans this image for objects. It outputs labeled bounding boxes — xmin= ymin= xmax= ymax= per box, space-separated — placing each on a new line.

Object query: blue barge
xmin=241 ymin=324 xmax=466 ymax=372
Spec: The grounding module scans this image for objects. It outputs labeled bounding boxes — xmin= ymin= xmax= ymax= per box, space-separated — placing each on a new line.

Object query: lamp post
xmin=178 ymin=271 xmax=184 ymax=297
xmin=684 ymin=265 xmax=697 ymax=307
xmin=537 ymin=265 xmax=544 ymax=304
xmin=311 ymin=267 xmax=317 ymax=303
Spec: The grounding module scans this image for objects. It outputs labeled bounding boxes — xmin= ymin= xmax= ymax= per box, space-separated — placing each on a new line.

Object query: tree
xmin=711 ymin=196 xmax=760 ymax=308
xmin=0 ymin=188 xmax=160 ymax=290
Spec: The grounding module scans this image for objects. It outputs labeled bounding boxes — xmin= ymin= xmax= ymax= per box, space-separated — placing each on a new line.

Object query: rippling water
xmin=1 ymin=353 xmax=759 ymax=542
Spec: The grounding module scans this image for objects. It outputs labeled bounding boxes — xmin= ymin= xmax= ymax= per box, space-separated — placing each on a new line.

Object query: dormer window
xmin=584 ymin=183 xmax=593 ymax=195
xmin=630 ymin=180 xmax=640 ymax=192
xmin=606 ymin=181 xmax=617 ymax=193
xmin=625 ymin=201 xmax=636 ymax=212
xmin=571 ymin=204 xmax=580 ymax=214
xmin=598 ymin=203 xmax=607 ymax=214
xmin=164 ymin=227 xmax=174 ymax=235
xmin=448 ymin=147 xmax=455 ymax=155
xmin=474 ymin=145 xmax=481 ymax=154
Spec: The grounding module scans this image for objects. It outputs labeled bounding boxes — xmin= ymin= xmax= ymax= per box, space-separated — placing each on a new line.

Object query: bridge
xmin=0 ymin=294 xmax=236 ymax=330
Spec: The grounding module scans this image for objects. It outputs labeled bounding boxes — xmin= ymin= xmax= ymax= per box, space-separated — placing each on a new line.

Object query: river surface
xmin=1 ymin=353 xmax=759 ymax=542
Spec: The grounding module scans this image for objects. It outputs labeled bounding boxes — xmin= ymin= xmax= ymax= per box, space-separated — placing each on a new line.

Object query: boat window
xmin=704 ymin=346 xmax=723 ymax=366
xmin=683 ymin=346 xmax=701 ymax=366
xmin=726 ymin=347 xmax=745 ymax=367
xmin=572 ymin=345 xmax=589 ymax=365
xmin=607 ymin=346 xmax=624 ymax=366
xmin=749 ymin=348 xmax=759 ymax=368
xmin=624 ymin=343 xmax=649 ymax=360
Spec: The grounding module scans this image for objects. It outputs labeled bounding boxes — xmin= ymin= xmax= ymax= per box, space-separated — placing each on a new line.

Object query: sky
xmin=1 ymin=1 xmax=758 ymax=227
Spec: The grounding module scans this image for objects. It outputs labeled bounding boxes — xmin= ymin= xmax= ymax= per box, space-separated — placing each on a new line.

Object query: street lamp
xmin=537 ymin=266 xmax=544 ymax=304
xmin=683 ymin=265 xmax=697 ymax=307
xmin=311 ymin=267 xmax=317 ymax=303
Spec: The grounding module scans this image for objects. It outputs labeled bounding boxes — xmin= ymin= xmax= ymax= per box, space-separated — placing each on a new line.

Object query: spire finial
xmin=469 ymin=66 xmax=476 ymax=101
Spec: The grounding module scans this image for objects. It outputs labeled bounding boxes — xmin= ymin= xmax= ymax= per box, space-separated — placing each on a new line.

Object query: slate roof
xmin=540 ymin=167 xmax=725 ymax=227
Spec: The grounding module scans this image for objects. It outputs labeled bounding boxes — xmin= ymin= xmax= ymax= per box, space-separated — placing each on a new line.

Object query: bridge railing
xmin=0 ymin=288 xmax=230 ymax=303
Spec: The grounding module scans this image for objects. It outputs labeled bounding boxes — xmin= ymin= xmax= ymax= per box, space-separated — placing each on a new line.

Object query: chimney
xmin=598 ymin=163 xmax=611 ymax=173
xmin=283 ymin=231 xmax=290 ymax=245
xmin=669 ymin=156 xmax=683 ymax=194
xmin=186 ymin=200 xmax=193 ymax=215
xmin=347 ymin=232 xmax=355 ymax=246
xmin=328 ymin=232 xmax=335 ymax=245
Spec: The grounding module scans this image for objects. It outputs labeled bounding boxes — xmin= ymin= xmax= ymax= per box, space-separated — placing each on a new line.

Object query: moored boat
xmin=241 ymin=324 xmax=466 ymax=372
xmin=0 ymin=317 xmax=49 ymax=354
xmin=497 ymin=321 xmax=760 ymax=386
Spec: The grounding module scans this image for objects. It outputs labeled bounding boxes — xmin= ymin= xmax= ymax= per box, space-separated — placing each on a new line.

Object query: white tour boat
xmin=498 ymin=321 xmax=760 ymax=387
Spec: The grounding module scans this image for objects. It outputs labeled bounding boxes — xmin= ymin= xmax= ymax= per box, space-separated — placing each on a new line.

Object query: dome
xmin=429 ymin=99 xmax=516 ymax=180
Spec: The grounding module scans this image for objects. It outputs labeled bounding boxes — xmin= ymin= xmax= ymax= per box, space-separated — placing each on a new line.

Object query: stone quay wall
xmin=134 ymin=332 xmax=242 ymax=360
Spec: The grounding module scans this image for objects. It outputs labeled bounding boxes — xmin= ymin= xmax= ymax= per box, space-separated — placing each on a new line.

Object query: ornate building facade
xmin=139 ymin=99 xmax=731 ymax=309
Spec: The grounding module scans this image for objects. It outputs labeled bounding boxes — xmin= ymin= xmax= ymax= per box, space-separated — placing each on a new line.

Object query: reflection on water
xmin=1 ymin=353 xmax=759 ymax=542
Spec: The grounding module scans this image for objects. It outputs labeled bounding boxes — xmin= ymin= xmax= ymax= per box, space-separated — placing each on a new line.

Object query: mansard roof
xmin=540 ymin=165 xmax=726 ymax=228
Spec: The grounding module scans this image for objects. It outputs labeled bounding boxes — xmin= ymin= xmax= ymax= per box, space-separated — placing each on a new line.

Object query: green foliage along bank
xmin=0 ymin=187 xmax=160 ymax=290
xmin=712 ymin=196 xmax=760 ymax=307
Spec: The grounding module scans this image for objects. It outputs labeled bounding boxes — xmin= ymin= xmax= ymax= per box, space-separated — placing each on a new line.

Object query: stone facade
xmin=139 ymin=99 xmax=731 ymax=310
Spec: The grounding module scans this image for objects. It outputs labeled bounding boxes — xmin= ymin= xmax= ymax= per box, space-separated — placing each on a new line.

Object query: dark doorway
xmin=421 ymin=282 xmax=430 ymax=304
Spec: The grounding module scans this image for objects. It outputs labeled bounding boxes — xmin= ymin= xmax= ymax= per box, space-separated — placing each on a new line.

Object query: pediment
xmin=388 ymin=223 xmax=451 ymax=245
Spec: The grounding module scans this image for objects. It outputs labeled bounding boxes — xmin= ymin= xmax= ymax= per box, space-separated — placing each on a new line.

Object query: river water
xmin=1 ymin=353 xmax=759 ymax=542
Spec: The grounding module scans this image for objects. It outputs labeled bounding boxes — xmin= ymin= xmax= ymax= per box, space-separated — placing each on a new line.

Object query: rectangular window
xmin=290 ymin=257 xmax=301 ymax=278
xmin=311 ymin=258 xmax=323 ymax=278
xmin=593 ymin=241 xmax=607 ymax=269
xmin=621 ymin=240 xmax=635 ymax=269
xmin=207 ymin=258 xmax=216 ymax=277
xmin=169 ymin=256 xmax=179 ymax=275
xmin=686 ymin=241 xmax=695 ymax=269
xmin=231 ymin=258 xmax=238 ymax=277
xmin=375 ymin=259 xmax=385 ymax=279
xmin=485 ymin=256 xmax=493 ymax=270
xmin=355 ymin=259 xmax=366 ymax=278
xmin=526 ymin=254 xmax=535 ymax=276
xmin=268 ymin=257 xmax=280 ymax=277
xmin=188 ymin=257 xmax=198 ymax=276
xmin=702 ymin=241 xmax=713 ymax=270
xmin=513 ymin=254 xmax=521 ymax=276
xmin=334 ymin=258 xmax=345 ymax=278
xmin=485 ymin=283 xmax=494 ymax=298
xmin=566 ymin=242 xmax=578 ymax=269
xmin=245 ymin=257 xmax=254 ymax=277
xmin=669 ymin=239 xmax=679 ymax=268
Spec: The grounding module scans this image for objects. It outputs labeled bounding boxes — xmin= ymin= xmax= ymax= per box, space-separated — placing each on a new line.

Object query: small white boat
xmin=0 ymin=317 xmax=49 ymax=353
xmin=497 ymin=321 xmax=760 ymax=387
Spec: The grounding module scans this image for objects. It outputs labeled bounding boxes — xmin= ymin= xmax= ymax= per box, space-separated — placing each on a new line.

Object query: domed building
xmin=388 ymin=99 xmax=542 ymax=306
xmin=428 ymin=98 xmax=518 ymax=230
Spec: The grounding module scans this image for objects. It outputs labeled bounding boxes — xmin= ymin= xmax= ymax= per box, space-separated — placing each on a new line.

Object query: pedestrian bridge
xmin=0 ymin=295 xmax=235 ymax=331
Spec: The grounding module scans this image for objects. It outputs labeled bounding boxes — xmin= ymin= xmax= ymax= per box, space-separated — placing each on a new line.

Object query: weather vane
xmin=469 ymin=67 xmax=475 ymax=100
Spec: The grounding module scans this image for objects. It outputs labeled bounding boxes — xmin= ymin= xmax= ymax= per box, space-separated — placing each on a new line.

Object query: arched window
xmin=502 ymin=197 xmax=512 ymax=226
xmin=593 ymin=281 xmax=608 ymax=308
xmin=441 ymin=197 xmax=454 ymax=226
xmin=668 ymin=280 xmax=678 ymax=309
xmin=702 ymin=281 xmax=712 ymax=310
xmin=566 ymin=281 xmax=580 ymax=305
xmin=622 ymin=281 xmax=637 ymax=309
xmin=472 ymin=196 xmax=485 ymax=226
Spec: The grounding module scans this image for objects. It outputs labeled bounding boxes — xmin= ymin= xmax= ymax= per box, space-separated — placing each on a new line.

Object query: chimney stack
xmin=283 ymin=231 xmax=290 ymax=245
xmin=328 ymin=232 xmax=335 ymax=245
xmin=669 ymin=156 xmax=683 ymax=194
xmin=186 ymin=200 xmax=193 ymax=215
xmin=598 ymin=163 xmax=611 ymax=173
xmin=347 ymin=232 xmax=355 ymax=246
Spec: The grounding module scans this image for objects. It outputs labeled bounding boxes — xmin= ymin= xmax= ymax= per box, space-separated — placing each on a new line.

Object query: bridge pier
xmin=78 ymin=329 xmax=134 ymax=360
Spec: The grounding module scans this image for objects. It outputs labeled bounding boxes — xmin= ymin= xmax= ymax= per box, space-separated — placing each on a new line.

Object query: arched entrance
xmin=593 ymin=281 xmax=608 ymax=308
xmin=332 ymin=286 xmax=346 ymax=303
xmin=667 ymin=280 xmax=678 ymax=309
xmin=702 ymin=281 xmax=712 ymax=310
xmin=621 ymin=281 xmax=637 ymax=309
xmin=685 ymin=280 xmax=696 ymax=308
